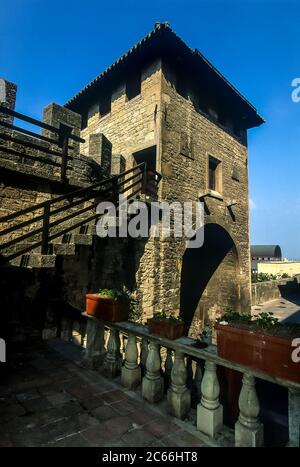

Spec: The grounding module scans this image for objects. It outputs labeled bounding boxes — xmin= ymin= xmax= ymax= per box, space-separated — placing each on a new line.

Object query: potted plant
xmin=85 ymin=288 xmax=135 ymax=322
xmin=215 ymin=310 xmax=300 ymax=384
xmin=147 ymin=311 xmax=184 ymax=340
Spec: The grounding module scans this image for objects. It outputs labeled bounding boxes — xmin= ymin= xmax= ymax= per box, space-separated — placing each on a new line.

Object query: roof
xmin=251 ymin=245 xmax=282 ymax=258
xmin=65 ymin=22 xmax=264 ymax=129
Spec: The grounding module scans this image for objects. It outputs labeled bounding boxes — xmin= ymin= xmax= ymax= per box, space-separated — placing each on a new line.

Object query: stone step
xmin=73 ymin=233 xmax=93 ymax=246
xmin=9 ymin=253 xmax=56 ymax=268
xmin=52 ymin=243 xmax=76 ymax=256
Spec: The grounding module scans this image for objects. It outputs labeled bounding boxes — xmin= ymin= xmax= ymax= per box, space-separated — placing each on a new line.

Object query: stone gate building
xmin=66 ymin=22 xmax=264 ymax=334
xmin=0 ymin=22 xmax=264 ymax=341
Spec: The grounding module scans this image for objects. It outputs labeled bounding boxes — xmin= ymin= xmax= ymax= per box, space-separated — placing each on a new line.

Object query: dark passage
xmin=180 ymin=223 xmax=235 ymax=332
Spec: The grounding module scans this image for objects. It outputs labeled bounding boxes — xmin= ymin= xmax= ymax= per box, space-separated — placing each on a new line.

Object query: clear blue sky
xmin=1 ymin=0 xmax=300 ymax=258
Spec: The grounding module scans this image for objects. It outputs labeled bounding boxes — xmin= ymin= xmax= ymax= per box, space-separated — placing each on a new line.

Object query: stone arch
xmin=179 ymin=222 xmax=241 ymax=336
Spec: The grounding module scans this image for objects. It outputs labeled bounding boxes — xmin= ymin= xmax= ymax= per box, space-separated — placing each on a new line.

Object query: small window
xmin=99 ymin=94 xmax=111 ymax=117
xmin=208 ymin=156 xmax=222 ymax=193
xmin=126 ymin=73 xmax=141 ymax=100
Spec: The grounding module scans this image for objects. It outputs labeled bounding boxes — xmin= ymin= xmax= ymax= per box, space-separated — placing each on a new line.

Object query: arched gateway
xmin=180 ymin=223 xmax=241 ymax=336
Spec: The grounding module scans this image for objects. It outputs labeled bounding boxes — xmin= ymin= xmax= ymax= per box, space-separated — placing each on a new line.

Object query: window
xmin=133 ymin=145 xmax=156 ymax=172
xmin=208 ymin=156 xmax=222 ymax=193
xmin=126 ymin=73 xmax=141 ymax=100
xmin=99 ymin=94 xmax=111 ymax=117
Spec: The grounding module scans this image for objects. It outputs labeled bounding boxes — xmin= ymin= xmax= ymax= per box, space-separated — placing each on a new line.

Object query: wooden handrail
xmin=0 ymin=163 xmax=161 ymax=264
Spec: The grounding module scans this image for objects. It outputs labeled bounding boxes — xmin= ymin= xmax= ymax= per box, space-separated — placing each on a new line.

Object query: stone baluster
xmin=167 ymin=351 xmax=191 ymax=419
xmin=60 ymin=317 xmax=73 ymax=342
xmin=235 ymin=373 xmax=264 ymax=447
xmin=121 ymin=334 xmax=141 ymax=389
xmin=103 ymin=328 xmax=121 ymax=378
xmin=287 ymin=388 xmax=300 ymax=447
xmin=140 ymin=337 xmax=149 ymax=374
xmin=142 ymin=342 xmax=164 ymax=403
xmin=197 ymin=361 xmax=223 ymax=438
xmin=83 ymin=319 xmax=106 ymax=369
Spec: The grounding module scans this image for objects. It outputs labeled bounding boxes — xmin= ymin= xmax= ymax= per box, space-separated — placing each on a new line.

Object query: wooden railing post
xmin=58 ymin=123 xmax=72 ymax=183
xmin=235 ymin=373 xmax=264 ymax=447
xmin=41 ymin=201 xmax=51 ymax=255
xmin=141 ymin=162 xmax=148 ymax=195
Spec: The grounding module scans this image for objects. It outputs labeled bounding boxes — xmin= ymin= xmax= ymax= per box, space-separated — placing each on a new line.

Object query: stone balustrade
xmin=54 ymin=314 xmax=300 ymax=448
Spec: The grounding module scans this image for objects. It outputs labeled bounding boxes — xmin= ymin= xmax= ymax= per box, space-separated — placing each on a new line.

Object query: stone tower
xmin=66 ymin=23 xmax=264 ymax=335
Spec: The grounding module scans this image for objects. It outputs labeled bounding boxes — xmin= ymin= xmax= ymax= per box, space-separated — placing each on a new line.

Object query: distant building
xmin=251 ymin=245 xmax=282 ymax=272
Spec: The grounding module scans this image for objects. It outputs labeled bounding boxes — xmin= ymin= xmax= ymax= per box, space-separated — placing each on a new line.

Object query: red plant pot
xmin=216 ymin=323 xmax=300 ymax=384
xmin=147 ymin=318 xmax=184 ymax=340
xmin=85 ymin=294 xmax=129 ymax=322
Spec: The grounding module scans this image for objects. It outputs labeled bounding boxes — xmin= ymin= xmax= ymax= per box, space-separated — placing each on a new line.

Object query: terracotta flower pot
xmin=85 ymin=294 xmax=129 ymax=322
xmin=216 ymin=323 xmax=300 ymax=384
xmin=147 ymin=318 xmax=184 ymax=340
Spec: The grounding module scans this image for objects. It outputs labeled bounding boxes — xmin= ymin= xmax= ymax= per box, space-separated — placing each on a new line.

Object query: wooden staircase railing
xmin=0 ymin=162 xmax=162 ymax=265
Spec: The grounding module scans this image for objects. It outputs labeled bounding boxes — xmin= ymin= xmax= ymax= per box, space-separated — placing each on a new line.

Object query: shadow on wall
xmin=179 ymin=223 xmax=239 ymax=334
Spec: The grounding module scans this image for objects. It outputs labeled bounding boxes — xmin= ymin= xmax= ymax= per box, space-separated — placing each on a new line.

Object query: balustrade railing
xmin=48 ymin=313 xmax=300 ymax=448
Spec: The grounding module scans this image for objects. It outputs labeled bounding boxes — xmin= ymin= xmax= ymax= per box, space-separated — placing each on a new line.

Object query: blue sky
xmin=1 ymin=0 xmax=300 ymax=258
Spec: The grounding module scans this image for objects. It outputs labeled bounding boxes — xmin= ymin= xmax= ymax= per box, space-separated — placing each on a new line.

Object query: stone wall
xmin=251 ymin=276 xmax=300 ymax=306
xmin=257 ymin=261 xmax=300 ymax=276
xmin=158 ymin=62 xmax=251 ymax=335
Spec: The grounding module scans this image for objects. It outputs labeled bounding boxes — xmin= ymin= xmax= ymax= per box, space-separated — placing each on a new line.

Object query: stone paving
xmin=0 ymin=340 xmax=224 ymax=447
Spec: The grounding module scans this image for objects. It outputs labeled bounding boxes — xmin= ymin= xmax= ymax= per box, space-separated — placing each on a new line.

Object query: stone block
xmin=167 ymin=387 xmax=191 ymax=420
xmin=142 ymin=375 xmax=164 ymax=403
xmin=235 ymin=420 xmax=264 ymax=447
xmin=197 ymin=402 xmax=223 ymax=438
xmin=121 ymin=365 xmax=141 ymax=390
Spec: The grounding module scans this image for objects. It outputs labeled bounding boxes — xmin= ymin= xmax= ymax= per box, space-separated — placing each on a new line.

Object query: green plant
xmin=217 ymin=309 xmax=279 ymax=330
xmin=251 ymin=272 xmax=291 ymax=283
xmin=254 ymin=311 xmax=279 ymax=329
xmin=152 ymin=310 xmax=183 ymax=323
xmin=98 ymin=288 xmax=139 ymax=321
xmin=216 ymin=310 xmax=252 ymax=325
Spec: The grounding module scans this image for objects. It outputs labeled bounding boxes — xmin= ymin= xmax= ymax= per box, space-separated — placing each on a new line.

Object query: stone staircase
xmin=8 ymin=223 xmax=96 ymax=268
xmin=0 ymin=166 xmax=161 ymax=269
